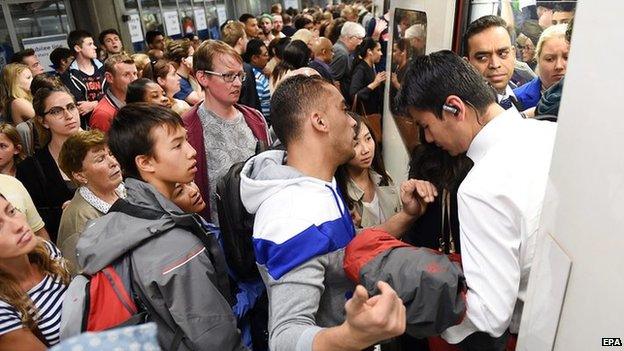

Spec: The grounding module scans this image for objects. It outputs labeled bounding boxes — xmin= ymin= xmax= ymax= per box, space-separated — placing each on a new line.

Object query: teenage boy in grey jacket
xmin=76 ymin=103 xmax=246 ymax=351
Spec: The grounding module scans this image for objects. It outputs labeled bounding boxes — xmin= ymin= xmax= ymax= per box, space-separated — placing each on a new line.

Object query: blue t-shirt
xmin=174 ymin=74 xmax=193 ymax=101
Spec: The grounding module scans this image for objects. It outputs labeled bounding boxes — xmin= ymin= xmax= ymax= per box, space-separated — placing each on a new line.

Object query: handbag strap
xmin=438 ymin=189 xmax=456 ymax=254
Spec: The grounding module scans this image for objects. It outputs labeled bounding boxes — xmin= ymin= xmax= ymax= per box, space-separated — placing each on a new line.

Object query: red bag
xmin=85 ymin=266 xmax=140 ymax=331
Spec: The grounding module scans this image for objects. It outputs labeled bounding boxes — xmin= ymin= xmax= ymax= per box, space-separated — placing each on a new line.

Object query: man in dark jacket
xmin=61 ymin=30 xmax=106 ymax=128
xmin=77 ymin=103 xmax=246 ymax=351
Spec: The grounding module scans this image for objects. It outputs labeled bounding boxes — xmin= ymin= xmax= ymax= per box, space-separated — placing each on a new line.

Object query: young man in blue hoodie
xmin=240 ymin=75 xmax=437 ymax=351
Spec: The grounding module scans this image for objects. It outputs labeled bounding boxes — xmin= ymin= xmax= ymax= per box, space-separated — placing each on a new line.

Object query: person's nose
xmin=555 ymin=56 xmax=566 ymax=71
xmin=488 ymin=55 xmax=501 ymax=69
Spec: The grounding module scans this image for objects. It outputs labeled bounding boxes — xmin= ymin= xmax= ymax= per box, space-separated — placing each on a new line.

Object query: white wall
xmin=517 ymin=1 xmax=624 ymax=350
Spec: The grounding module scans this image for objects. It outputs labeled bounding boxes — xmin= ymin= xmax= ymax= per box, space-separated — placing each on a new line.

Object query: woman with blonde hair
xmin=0 ymin=193 xmax=70 ymax=349
xmin=165 ymin=39 xmax=203 ymax=106
xmin=0 ymin=63 xmax=35 ymax=125
xmin=131 ymin=53 xmax=151 ymax=78
xmin=0 ymin=123 xmax=26 ymax=176
xmin=514 ymin=24 xmax=569 ymax=113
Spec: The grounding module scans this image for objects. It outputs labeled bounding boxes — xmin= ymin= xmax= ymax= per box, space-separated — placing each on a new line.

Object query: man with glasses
xmin=182 ymin=40 xmax=270 ymax=224
xmin=331 ymin=21 xmax=366 ymax=102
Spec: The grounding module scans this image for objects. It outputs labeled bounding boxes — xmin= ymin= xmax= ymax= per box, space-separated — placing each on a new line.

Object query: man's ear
xmin=195 ymin=70 xmax=208 ymax=88
xmin=135 ymin=154 xmax=156 ymax=175
xmin=445 ymin=95 xmax=465 ymax=120
xmin=105 ymin=71 xmax=114 ymax=83
xmin=310 ymin=111 xmax=328 ymax=133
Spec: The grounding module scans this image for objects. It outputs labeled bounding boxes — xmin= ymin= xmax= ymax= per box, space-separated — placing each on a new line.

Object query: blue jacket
xmin=513 ymin=77 xmax=542 ymax=110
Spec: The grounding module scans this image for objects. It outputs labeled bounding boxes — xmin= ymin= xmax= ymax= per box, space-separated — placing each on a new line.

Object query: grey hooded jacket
xmin=76 ymin=178 xmax=246 ymax=351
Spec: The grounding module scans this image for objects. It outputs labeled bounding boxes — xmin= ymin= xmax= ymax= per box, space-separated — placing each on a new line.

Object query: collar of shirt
xmin=105 ymin=87 xmax=126 ymax=109
xmin=467 ymin=108 xmax=521 ymax=164
xmin=497 ymin=85 xmax=516 ymax=102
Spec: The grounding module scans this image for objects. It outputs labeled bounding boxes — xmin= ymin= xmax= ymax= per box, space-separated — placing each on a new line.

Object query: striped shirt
xmin=252 ymin=67 xmax=271 ymax=123
xmin=0 ymin=241 xmax=67 ymax=346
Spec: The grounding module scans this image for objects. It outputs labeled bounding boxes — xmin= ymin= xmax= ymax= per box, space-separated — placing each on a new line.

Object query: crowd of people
xmin=0 ymin=1 xmax=572 ymax=350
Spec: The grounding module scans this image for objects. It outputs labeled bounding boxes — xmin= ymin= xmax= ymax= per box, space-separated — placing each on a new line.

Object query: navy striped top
xmin=0 ymin=241 xmax=67 ymax=346
xmin=253 ymin=67 xmax=271 ymax=122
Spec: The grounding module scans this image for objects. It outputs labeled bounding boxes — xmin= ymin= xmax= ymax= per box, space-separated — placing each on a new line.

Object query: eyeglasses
xmin=43 ymin=102 xmax=78 ymax=119
xmin=201 ymin=70 xmax=247 ymax=83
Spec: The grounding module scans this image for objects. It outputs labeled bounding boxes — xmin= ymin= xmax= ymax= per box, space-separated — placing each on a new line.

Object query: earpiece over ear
xmin=442 ymin=104 xmax=459 ymax=116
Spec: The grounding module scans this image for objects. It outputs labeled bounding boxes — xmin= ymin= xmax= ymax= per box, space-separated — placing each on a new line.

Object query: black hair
xmin=270 ymin=75 xmax=332 ymax=147
xmin=462 ymin=15 xmax=508 ymax=56
xmin=351 ymin=38 xmax=378 ymax=74
xmin=394 ymin=50 xmax=496 ymax=119
xmin=10 ymin=49 xmax=36 ymax=64
xmin=554 ymin=3 xmax=576 ymax=13
xmin=145 ymin=30 xmax=164 ymax=45
xmin=293 ymin=15 xmax=313 ymax=30
xmin=49 ymin=47 xmax=73 ymax=69
xmin=98 ymin=28 xmax=121 ymax=46
xmin=328 ymin=18 xmax=347 ymax=44
xmin=408 ymin=143 xmax=473 ymax=192
xmin=243 ymin=38 xmax=267 ymax=63
xmin=271 ymin=40 xmax=311 ymax=83
xmin=239 ymin=13 xmax=256 ymax=24
xmin=335 ymin=112 xmax=392 ymax=211
xmin=67 ymin=30 xmax=94 ymax=53
xmin=125 ymin=78 xmax=155 ymax=104
xmin=269 ymin=37 xmax=291 ymax=59
xmin=108 ymin=103 xmax=183 ymax=180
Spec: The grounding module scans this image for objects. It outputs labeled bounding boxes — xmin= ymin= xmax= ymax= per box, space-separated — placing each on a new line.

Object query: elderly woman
xmin=513 ymin=24 xmax=569 ymax=113
xmin=16 ymin=86 xmax=81 ymax=242
xmin=57 ymin=130 xmax=124 ymax=273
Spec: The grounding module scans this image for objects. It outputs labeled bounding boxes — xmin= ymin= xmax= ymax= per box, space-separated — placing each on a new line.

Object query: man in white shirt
xmin=396 ymin=50 xmax=557 ymax=350
xmin=463 ymin=15 xmax=519 ymax=110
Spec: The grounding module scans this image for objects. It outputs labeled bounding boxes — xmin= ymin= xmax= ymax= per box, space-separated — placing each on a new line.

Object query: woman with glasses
xmin=15 ymin=86 xmax=81 ymax=243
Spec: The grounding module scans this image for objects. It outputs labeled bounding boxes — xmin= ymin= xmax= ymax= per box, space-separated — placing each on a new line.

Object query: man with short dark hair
xmin=98 ymin=28 xmax=124 ymax=60
xmin=10 ymin=48 xmax=44 ymax=76
xmin=49 ymin=47 xmax=74 ymax=76
xmin=239 ymin=74 xmax=434 ymax=351
xmin=61 ymin=30 xmax=106 ymax=127
xmin=397 ymin=50 xmax=557 ymax=350
xmin=78 ymin=103 xmax=246 ymax=350
xmin=183 ymin=40 xmax=269 ymax=223
xmin=145 ymin=30 xmax=166 ymax=60
xmin=239 ymin=13 xmax=261 ymax=39
xmin=552 ymin=4 xmax=575 ymax=25
xmin=463 ymin=15 xmax=518 ymax=110
xmin=293 ymin=14 xmax=314 ymax=31
xmin=90 ymin=54 xmax=138 ymax=132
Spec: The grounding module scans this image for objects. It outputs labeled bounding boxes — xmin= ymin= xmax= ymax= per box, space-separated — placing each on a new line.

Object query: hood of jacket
xmin=240 ymin=150 xmax=331 ymax=214
xmin=76 ymin=178 xmax=193 ymax=274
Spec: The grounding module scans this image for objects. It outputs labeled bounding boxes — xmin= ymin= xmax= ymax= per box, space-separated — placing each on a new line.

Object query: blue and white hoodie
xmin=240 ymin=150 xmax=356 ymax=351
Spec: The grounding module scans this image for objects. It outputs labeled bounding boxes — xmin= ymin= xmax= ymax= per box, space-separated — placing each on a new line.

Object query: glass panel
xmin=390 ymin=8 xmax=427 ymax=154
xmin=140 ymin=0 xmax=165 ymax=33
xmin=161 ymin=0 xmax=181 ymax=38
xmin=8 ymin=1 xmax=70 ymax=46
xmin=0 ymin=6 xmax=14 ymax=70
xmin=178 ymin=0 xmax=195 ymax=35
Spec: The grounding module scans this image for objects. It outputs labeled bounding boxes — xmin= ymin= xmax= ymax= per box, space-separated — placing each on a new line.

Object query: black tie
xmin=499 ymin=97 xmax=513 ymax=110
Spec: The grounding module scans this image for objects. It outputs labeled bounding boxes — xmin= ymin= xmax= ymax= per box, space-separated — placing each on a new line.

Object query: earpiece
xmin=442 ymin=104 xmax=459 ymax=116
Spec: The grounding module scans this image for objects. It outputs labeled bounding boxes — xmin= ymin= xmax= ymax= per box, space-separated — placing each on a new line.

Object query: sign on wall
xmin=128 ymin=14 xmax=144 ymax=43
xmin=194 ymin=8 xmax=207 ymax=31
xmin=164 ymin=11 xmax=181 ymax=36
xmin=22 ymin=34 xmax=67 ymax=73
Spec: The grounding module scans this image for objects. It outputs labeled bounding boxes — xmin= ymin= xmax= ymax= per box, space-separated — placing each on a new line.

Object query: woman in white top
xmin=0 ymin=193 xmax=70 ymax=349
xmin=336 ymin=113 xmax=401 ymax=229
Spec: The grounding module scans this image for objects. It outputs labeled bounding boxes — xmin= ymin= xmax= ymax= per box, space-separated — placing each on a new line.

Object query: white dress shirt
xmin=497 ymin=85 xmax=516 ymax=103
xmin=442 ymin=108 xmax=557 ymax=343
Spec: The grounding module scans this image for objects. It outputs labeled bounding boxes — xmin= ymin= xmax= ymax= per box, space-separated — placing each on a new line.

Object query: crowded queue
xmin=0 ymin=1 xmax=571 ymax=350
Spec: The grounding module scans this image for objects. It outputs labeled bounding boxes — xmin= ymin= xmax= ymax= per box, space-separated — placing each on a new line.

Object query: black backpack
xmin=215 ymin=143 xmax=269 ymax=281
